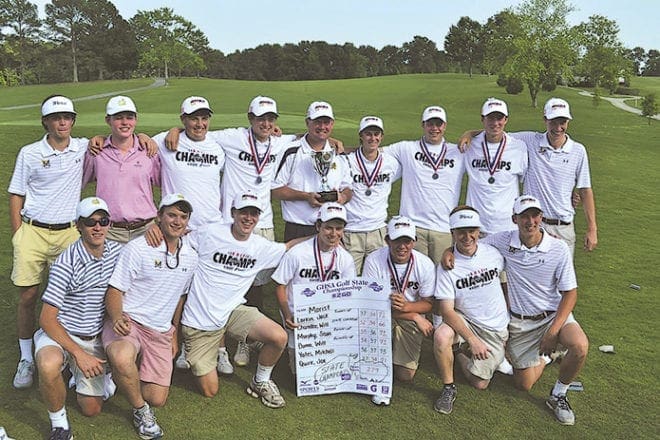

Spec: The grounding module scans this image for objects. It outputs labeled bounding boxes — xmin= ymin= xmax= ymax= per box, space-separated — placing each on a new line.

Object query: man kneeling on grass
xmin=432 ymin=206 xmax=509 ymax=415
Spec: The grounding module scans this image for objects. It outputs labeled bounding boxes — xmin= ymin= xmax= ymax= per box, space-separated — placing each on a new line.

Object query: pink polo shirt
xmin=83 ymin=135 xmax=161 ymax=222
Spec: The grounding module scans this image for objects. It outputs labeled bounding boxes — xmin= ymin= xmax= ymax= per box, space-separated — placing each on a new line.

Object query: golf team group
xmin=5 ymin=90 xmax=598 ymax=439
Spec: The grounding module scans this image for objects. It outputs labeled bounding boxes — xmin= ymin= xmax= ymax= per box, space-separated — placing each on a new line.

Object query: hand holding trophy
xmin=313 ymin=149 xmax=339 ymax=202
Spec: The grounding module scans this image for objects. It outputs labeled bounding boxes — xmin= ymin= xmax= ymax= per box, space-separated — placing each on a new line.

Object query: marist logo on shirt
xmin=154 ymin=259 xmax=162 ymax=268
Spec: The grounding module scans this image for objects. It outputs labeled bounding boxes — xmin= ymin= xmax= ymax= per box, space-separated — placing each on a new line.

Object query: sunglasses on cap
xmin=81 ymin=217 xmax=111 ymax=227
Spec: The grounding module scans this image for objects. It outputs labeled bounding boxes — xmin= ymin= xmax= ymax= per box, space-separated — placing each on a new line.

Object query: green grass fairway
xmin=0 ymin=74 xmax=658 ymax=439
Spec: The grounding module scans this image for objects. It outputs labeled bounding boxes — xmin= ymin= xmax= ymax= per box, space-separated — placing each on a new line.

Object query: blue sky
xmin=32 ymin=0 xmax=658 ymax=53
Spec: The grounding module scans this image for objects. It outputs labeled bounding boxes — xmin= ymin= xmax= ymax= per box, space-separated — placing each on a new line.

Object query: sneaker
xmin=217 ymin=349 xmax=234 ymax=375
xmin=133 ymin=404 xmax=163 ymax=440
xmin=246 ymin=377 xmax=286 ymax=408
xmin=234 ymin=341 xmax=251 ymax=367
xmin=0 ymin=426 xmax=16 ymax=440
xmin=496 ymin=358 xmax=514 ymax=375
xmin=434 ymin=385 xmax=457 ymax=414
xmin=371 ymin=394 xmax=391 ymax=406
xmin=102 ymin=372 xmax=116 ymax=401
xmin=48 ymin=427 xmax=73 ymax=440
xmin=13 ymin=359 xmax=34 ymax=389
xmin=175 ymin=346 xmax=189 ymax=370
xmin=546 ymin=393 xmax=575 ymax=425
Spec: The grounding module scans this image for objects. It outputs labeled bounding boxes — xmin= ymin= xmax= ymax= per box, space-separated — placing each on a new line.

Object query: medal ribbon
xmin=481 ymin=133 xmax=507 ymax=178
xmin=314 ymin=237 xmax=337 ymax=281
xmin=355 ymin=147 xmax=383 ymax=189
xmin=419 ymin=138 xmax=447 ymax=174
xmin=248 ymin=129 xmax=272 ymax=177
xmin=387 ymin=253 xmax=415 ymax=296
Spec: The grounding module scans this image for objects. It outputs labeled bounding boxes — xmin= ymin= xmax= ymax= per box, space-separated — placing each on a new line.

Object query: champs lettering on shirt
xmin=454 ymin=267 xmax=500 ymax=290
xmin=174 ymin=150 xmax=221 ymax=166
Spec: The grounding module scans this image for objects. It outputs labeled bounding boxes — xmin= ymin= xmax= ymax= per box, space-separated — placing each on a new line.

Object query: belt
xmin=72 ymin=333 xmax=99 ymax=341
xmin=511 ymin=310 xmax=556 ymax=321
xmin=542 ymin=217 xmax=571 ymax=226
xmin=111 ymin=218 xmax=153 ymax=230
xmin=22 ymin=216 xmax=74 ymax=231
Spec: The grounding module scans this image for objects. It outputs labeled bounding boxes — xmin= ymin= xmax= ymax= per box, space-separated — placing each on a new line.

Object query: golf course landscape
xmin=0 ymin=73 xmax=657 ymax=439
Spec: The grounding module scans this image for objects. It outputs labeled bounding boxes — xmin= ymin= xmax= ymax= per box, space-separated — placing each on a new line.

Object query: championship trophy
xmin=313 ymin=150 xmax=338 ymax=202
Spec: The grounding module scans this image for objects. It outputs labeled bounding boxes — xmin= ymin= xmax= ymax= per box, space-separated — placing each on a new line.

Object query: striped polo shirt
xmin=42 ymin=238 xmax=122 ymax=336
xmin=483 ymin=230 xmax=577 ymax=316
xmin=511 ymin=131 xmax=592 ymax=223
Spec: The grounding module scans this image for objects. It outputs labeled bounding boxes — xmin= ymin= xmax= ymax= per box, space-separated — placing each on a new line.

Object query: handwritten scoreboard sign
xmin=293 ymin=277 xmax=392 ymax=398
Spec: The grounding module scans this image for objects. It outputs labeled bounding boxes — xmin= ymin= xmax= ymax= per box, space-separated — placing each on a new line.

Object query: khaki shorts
xmin=542 ymin=223 xmax=576 ymax=255
xmin=507 ymin=312 xmax=578 ymax=369
xmin=392 ymin=318 xmax=429 ymax=370
xmin=343 ymin=227 xmax=387 ymax=275
xmin=252 ymin=228 xmax=275 ymax=286
xmin=414 ymin=227 xmax=452 ymax=266
xmin=182 ymin=305 xmax=264 ymax=377
xmin=11 ymin=222 xmax=79 ymax=286
xmin=106 ymin=220 xmax=155 ymax=244
xmin=34 ymin=328 xmax=106 ymax=397
xmin=449 ymin=313 xmax=508 ymax=380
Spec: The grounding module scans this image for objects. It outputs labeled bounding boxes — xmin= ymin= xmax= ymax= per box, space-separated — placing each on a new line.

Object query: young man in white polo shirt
xmin=382 ymin=106 xmax=465 ymax=265
xmin=433 ymin=206 xmax=509 ymax=415
xmin=181 ymin=191 xmax=306 ymax=409
xmin=35 ymin=197 xmax=121 ymax=440
xmin=483 ymin=195 xmax=589 ymax=425
xmin=362 ymin=216 xmax=436 ymax=406
xmin=272 ymin=101 xmax=353 ymax=241
xmin=463 ymin=98 xmax=528 ymax=234
xmin=8 ymin=95 xmax=87 ymax=389
xmin=104 ymin=194 xmax=198 ymax=440
xmin=272 ymin=202 xmax=356 ymax=373
xmin=343 ymin=116 xmax=401 ymax=274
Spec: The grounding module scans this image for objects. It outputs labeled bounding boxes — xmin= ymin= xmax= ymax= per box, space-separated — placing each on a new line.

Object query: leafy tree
xmin=402 ymin=36 xmax=440 ymax=73
xmin=45 ymin=0 xmax=91 ymax=83
xmin=444 ymin=16 xmax=483 ymax=77
xmin=130 ymin=7 xmax=208 ymax=79
xmin=501 ymin=0 xmax=576 ymax=107
xmin=481 ymin=10 xmax=523 ymax=75
xmin=379 ymin=45 xmax=405 ymax=75
xmin=641 ymin=94 xmax=658 ymax=124
xmin=574 ymin=15 xmax=631 ymax=93
xmin=643 ymin=49 xmax=660 ymax=76
xmin=0 ymin=0 xmax=41 ymax=84
xmin=625 ymin=46 xmax=647 ymax=76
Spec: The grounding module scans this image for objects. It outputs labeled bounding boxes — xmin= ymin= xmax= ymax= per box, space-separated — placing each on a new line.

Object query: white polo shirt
xmin=464 ymin=133 xmax=528 ymax=234
xmin=362 ymin=247 xmax=435 ymax=303
xmin=109 ymin=236 xmax=198 ymax=333
xmin=435 ymin=243 xmax=508 ymax=332
xmin=42 ymin=239 xmax=122 ymax=336
xmin=272 ymin=236 xmax=356 ymax=315
xmin=182 ymin=222 xmax=287 ymax=331
xmin=343 ymin=149 xmax=401 ymax=232
xmin=272 ymin=136 xmax=352 ymax=225
xmin=483 ymin=230 xmax=577 ymax=316
xmin=155 ymin=131 xmax=226 ymax=230
xmin=511 ymin=131 xmax=592 ymax=223
xmin=384 ymin=139 xmax=465 ymax=233
xmin=209 ymin=128 xmax=297 ymax=229
xmin=8 ymin=135 xmax=88 ymax=223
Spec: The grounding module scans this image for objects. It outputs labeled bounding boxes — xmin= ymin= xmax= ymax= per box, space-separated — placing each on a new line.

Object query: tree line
xmin=1 ymin=0 xmax=658 ymax=105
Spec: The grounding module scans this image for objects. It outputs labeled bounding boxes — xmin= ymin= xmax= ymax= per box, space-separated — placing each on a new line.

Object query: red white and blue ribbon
xmin=314 ymin=237 xmax=337 ymax=281
xmin=355 ymin=147 xmax=383 ymax=190
xmin=481 ymin=133 xmax=507 ymax=179
xmin=248 ymin=129 xmax=272 ymax=178
xmin=419 ymin=138 xmax=447 ymax=174
xmin=387 ymin=253 xmax=415 ymax=296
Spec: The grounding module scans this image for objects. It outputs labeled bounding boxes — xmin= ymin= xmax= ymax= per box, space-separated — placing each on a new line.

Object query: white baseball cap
xmin=106 ymin=96 xmax=137 ymax=116
xmin=159 ymin=193 xmax=193 ymax=212
xmin=449 ymin=208 xmax=482 ymax=230
xmin=358 ymin=116 xmax=384 ymax=133
xmin=387 ymin=215 xmax=416 ymax=240
xmin=513 ymin=195 xmax=543 ymax=215
xmin=76 ymin=197 xmax=109 ymax=219
xmin=307 ymin=101 xmax=334 ymax=120
xmin=481 ymin=97 xmax=508 ymax=117
xmin=233 ymin=190 xmax=263 ymax=212
xmin=181 ymin=96 xmax=213 ymax=116
xmin=248 ymin=96 xmax=278 ymax=116
xmin=41 ymin=96 xmax=76 ymax=117
xmin=544 ymin=98 xmax=572 ymax=120
xmin=318 ymin=202 xmax=347 ymax=223
xmin=421 ymin=106 xmax=447 ymax=123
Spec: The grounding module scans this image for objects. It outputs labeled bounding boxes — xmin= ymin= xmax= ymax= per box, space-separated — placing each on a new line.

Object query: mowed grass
xmin=0 ymin=74 xmax=658 ymax=439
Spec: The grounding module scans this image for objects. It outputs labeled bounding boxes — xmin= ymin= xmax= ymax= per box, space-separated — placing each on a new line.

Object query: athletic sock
xmin=19 ymin=338 xmax=34 ymax=362
xmin=255 ymin=363 xmax=274 ymax=383
xmin=48 ymin=407 xmax=69 ymax=430
xmin=552 ymin=380 xmax=570 ymax=396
